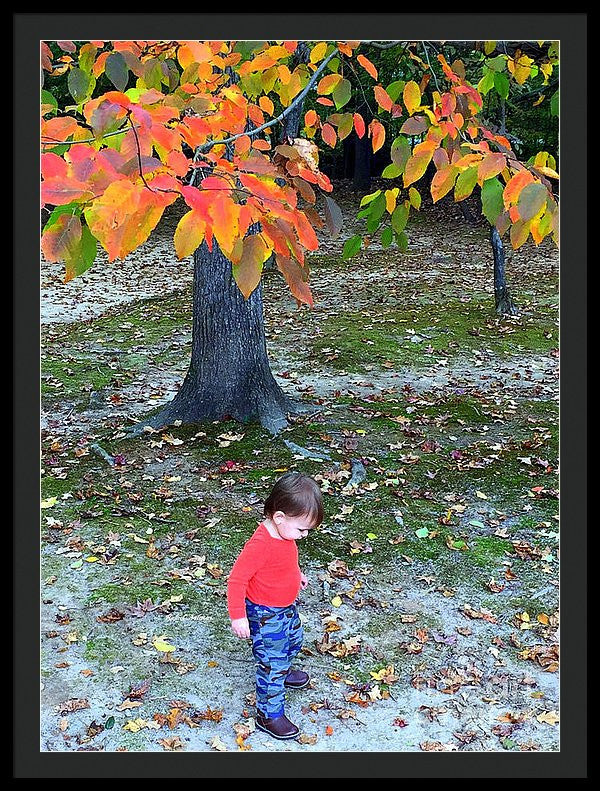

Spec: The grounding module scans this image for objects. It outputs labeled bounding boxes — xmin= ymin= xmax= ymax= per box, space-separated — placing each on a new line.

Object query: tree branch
xmin=192 ymin=47 xmax=340 ymax=159
xmin=41 ymin=124 xmax=134 ymax=149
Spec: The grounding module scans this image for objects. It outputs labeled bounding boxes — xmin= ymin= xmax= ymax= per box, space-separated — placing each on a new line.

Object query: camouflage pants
xmin=245 ymin=598 xmax=304 ymax=718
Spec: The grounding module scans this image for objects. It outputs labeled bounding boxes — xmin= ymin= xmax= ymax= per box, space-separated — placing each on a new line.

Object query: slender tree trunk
xmin=138 ymin=239 xmax=301 ymax=434
xmin=353 ymin=129 xmax=372 ymax=192
xmin=490 ymin=225 xmax=518 ymax=315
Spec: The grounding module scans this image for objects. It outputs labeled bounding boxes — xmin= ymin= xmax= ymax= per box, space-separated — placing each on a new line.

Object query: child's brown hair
xmin=263 ymin=472 xmax=323 ymax=528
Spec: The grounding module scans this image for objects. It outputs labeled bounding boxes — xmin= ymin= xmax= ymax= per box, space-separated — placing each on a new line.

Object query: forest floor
xmin=40 ymin=183 xmax=559 ymax=753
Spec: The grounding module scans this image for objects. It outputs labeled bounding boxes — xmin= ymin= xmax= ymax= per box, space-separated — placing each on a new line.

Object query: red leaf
xmin=353 ymin=113 xmax=365 ymax=139
xmin=321 ymin=123 xmax=337 ymax=148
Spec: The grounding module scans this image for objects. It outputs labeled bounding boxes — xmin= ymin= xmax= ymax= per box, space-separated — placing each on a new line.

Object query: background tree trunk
xmin=491 ymin=225 xmax=518 ymax=316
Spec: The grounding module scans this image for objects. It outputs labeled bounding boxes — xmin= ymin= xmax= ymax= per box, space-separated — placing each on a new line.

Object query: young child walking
xmin=227 ymin=471 xmax=323 ymax=740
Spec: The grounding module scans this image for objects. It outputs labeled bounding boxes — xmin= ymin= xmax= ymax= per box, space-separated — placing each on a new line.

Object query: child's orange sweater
xmin=227 ymin=523 xmax=302 ymax=620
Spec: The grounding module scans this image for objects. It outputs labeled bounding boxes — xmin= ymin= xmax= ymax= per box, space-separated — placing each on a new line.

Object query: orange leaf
xmin=252 ymin=139 xmax=271 ymax=151
xmin=41 ymin=177 xmax=94 ymax=206
xmin=431 ymin=165 xmax=458 ymax=202
xmin=234 ymin=135 xmax=252 ymax=156
xmin=275 ymin=254 xmax=313 ymax=306
xmin=317 ymin=97 xmax=334 ymax=106
xmin=374 ymin=86 xmax=393 ymax=113
xmin=258 ymin=96 xmax=274 ymax=115
xmin=317 ymin=73 xmax=342 ymax=95
xmin=369 ymin=120 xmax=385 ymax=153
xmin=357 ymin=54 xmax=378 ymax=80
xmin=478 ymin=153 xmax=506 ymax=183
xmin=305 ymin=109 xmax=318 ymax=127
xmin=325 ymin=725 xmax=334 ymax=735
xmin=208 ymin=192 xmax=240 ymax=257
xmin=403 ymin=148 xmax=435 ymax=188
xmin=503 ymin=169 xmax=535 ymax=207
xmin=41 ymin=213 xmax=82 ymax=263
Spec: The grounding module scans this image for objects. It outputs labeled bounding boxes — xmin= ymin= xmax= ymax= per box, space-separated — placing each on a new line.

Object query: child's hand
xmin=231 ymin=617 xmax=250 ymax=638
xmin=300 ymin=572 xmax=308 ymax=590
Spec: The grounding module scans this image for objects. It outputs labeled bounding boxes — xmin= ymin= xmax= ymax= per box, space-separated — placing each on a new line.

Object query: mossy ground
xmin=41 ymin=217 xmax=559 ymax=752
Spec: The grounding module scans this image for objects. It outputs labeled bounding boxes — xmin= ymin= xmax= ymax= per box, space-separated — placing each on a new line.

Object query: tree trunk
xmin=353 ymin=130 xmax=372 ymax=192
xmin=130 ymin=42 xmax=315 ymax=436
xmin=138 ymin=239 xmax=300 ymax=435
xmin=490 ymin=225 xmax=518 ymax=316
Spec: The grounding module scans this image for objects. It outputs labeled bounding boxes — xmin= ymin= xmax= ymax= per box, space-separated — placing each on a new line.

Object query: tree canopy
xmin=41 ymin=40 xmax=559 ymax=302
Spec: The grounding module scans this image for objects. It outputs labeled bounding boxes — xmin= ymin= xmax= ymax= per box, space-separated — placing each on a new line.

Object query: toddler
xmin=227 ymin=471 xmax=323 ymax=740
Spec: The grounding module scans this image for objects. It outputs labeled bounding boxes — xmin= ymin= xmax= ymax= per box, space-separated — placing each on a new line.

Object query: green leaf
xmin=332 ymin=78 xmax=351 ymax=110
xmin=342 ymin=235 xmax=362 ymax=259
xmin=454 ymin=166 xmax=479 ymax=201
xmin=550 ymin=90 xmax=559 ymax=117
xmin=106 ymin=51 xmax=129 ymax=91
xmin=517 ymin=182 xmax=548 ymax=221
xmin=369 ymin=193 xmax=386 ymax=223
xmin=477 ymin=69 xmax=495 ymax=96
xmin=105 ymin=716 xmax=115 ymax=730
xmin=65 ymin=224 xmax=97 ymax=281
xmin=391 ymin=204 xmax=408 ymax=233
xmin=395 ymin=230 xmax=408 ymax=252
xmin=390 ymin=136 xmax=411 ymax=173
xmin=46 ymin=144 xmax=70 ymax=156
xmin=78 ymin=43 xmax=97 ymax=75
xmin=327 ymin=57 xmax=341 ymax=73
xmin=366 ymin=216 xmax=381 ymax=234
xmin=382 ymin=163 xmax=402 ymax=179
xmin=67 ymin=67 xmax=92 ymax=103
xmin=234 ymin=41 xmax=266 ymax=60
xmin=143 ymin=58 xmax=163 ymax=91
xmin=386 ymin=80 xmax=405 ymax=103
xmin=164 ymin=59 xmax=180 ymax=92
xmin=359 ymin=189 xmax=381 ymax=208
xmin=494 ymin=72 xmax=510 ymax=100
xmin=44 ymin=203 xmax=81 ymax=231
xmin=408 ymin=187 xmax=421 ymax=210
xmin=41 ymin=89 xmax=58 ymax=116
xmin=415 ymin=527 xmax=429 ymax=538
xmin=486 ymin=55 xmax=507 ymax=72
xmin=481 ymin=177 xmax=504 ymax=224
xmin=381 ymin=226 xmax=393 ymax=248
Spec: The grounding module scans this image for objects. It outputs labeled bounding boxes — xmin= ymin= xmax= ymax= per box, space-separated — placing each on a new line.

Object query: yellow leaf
xmin=385 ymin=189 xmax=398 ymax=214
xmin=476 ymin=491 xmax=488 ymax=499
xmin=41 ymin=497 xmax=58 ymax=509
xmin=310 ymin=42 xmax=328 ymax=63
xmin=85 ymin=556 xmax=99 ymax=563
xmin=403 ymin=81 xmax=421 ymax=115
xmin=174 ymin=210 xmax=206 ymax=259
xmin=153 ymin=635 xmax=176 ymax=653
xmin=331 ymin=596 xmax=343 ymax=607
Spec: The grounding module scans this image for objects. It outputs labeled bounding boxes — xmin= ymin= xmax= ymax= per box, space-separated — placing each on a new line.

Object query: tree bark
xmin=490 ymin=225 xmax=518 ymax=316
xmin=353 ymin=129 xmax=372 ymax=192
xmin=136 ymin=238 xmax=301 ymax=435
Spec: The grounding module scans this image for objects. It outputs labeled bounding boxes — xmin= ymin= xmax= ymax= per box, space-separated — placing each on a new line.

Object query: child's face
xmin=271 ymin=511 xmax=317 ymax=541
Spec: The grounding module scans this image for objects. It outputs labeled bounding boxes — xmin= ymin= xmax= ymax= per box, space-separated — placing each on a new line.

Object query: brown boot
xmin=255 ymin=711 xmax=299 ymax=740
xmin=284 ymin=668 xmax=310 ymax=689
